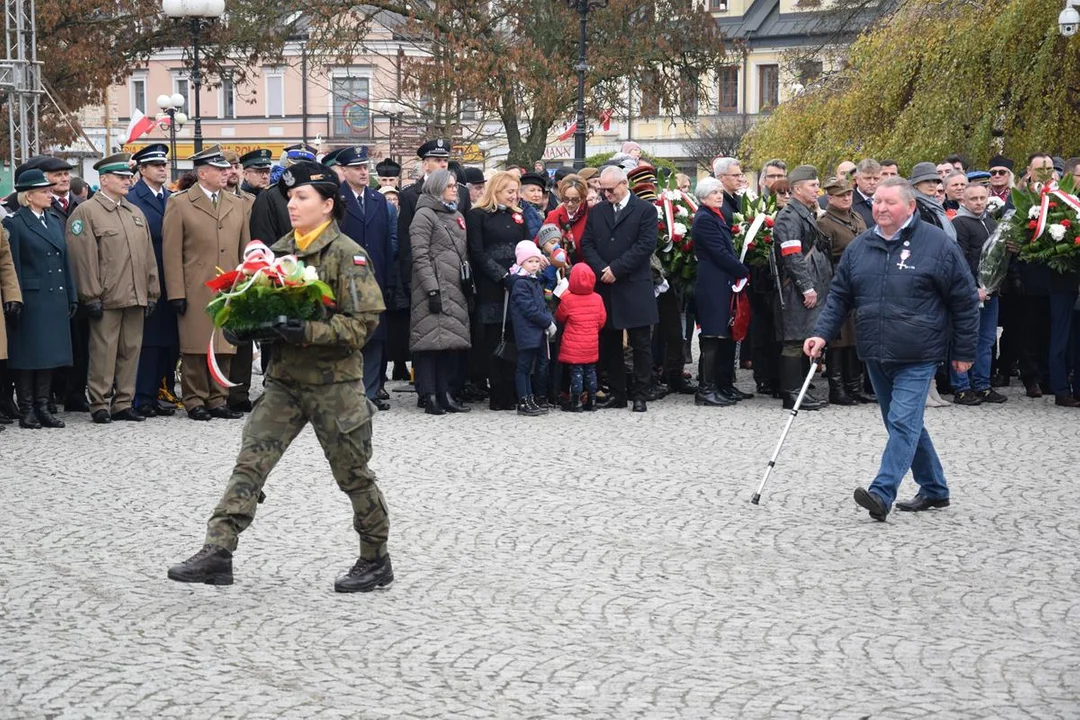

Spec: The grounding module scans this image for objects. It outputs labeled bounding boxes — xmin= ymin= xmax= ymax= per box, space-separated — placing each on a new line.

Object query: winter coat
xmin=66 ymin=192 xmax=160 ymax=310
xmin=340 ymin=182 xmax=397 ymax=342
xmin=555 ymin=263 xmax=606 ymax=364
xmin=580 ymin=193 xmax=660 ymax=330
xmin=816 ymin=206 xmax=866 ymax=348
xmin=951 ymin=208 xmax=996 ymax=282
xmin=3 ymin=207 xmax=76 ymax=369
xmin=545 ymin=204 xmax=588 ymax=263
xmin=0 ymin=226 xmax=22 ymax=360
xmin=914 ymin=192 xmax=957 ymax=242
xmin=408 ymin=194 xmax=471 ymax=352
xmin=468 ymin=205 xmax=529 ymax=324
xmin=509 ymin=272 xmax=553 ymax=351
xmin=128 ymin=180 xmax=178 ymax=348
xmin=522 ymin=201 xmax=544 ymax=239
xmin=814 ymin=215 xmax=979 ymax=364
xmin=851 ymin=190 xmax=875 ymax=229
xmin=721 ymin=191 xmax=740 ymax=226
xmin=162 ymin=186 xmax=251 ymax=355
xmin=772 ymin=200 xmax=832 ymax=343
xmin=692 ymin=206 xmax=749 ymax=338
xmin=249 ymin=181 xmax=291 ymax=245
xmin=398 ymin=178 xmax=471 ymax=309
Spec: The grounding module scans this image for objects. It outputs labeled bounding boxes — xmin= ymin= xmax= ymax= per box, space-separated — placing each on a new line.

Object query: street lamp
xmin=566 ymin=0 xmax=609 ymax=169
xmin=162 ymin=0 xmax=226 ymax=154
xmin=156 ymin=93 xmax=188 ymax=180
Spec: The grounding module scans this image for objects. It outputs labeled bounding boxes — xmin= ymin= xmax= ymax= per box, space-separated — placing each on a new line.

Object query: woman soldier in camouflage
xmin=167 ymin=161 xmax=393 ymax=593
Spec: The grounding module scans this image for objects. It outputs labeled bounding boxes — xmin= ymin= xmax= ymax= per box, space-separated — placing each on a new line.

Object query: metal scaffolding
xmin=1 ymin=0 xmax=41 ymax=166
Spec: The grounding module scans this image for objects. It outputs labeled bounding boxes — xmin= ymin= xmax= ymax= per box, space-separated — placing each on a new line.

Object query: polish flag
xmin=125 ymin=109 xmax=156 ymax=144
xmin=557 ymin=122 xmax=577 ymax=142
xmin=598 ymin=109 xmax=613 ymax=132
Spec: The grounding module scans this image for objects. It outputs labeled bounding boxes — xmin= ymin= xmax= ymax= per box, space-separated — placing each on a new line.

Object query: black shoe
xmin=19 ymin=410 xmax=41 ymax=429
xmin=155 ymin=400 xmax=177 ymax=416
xmin=133 ymin=404 xmax=158 ymax=417
xmin=187 ymin=406 xmax=212 ymax=421
xmin=976 ymin=389 xmax=1007 ymax=404
xmin=847 ymin=387 xmax=877 ymax=404
xmin=373 ymin=397 xmax=391 ymax=411
xmin=953 ymin=390 xmax=983 ymax=406
xmin=1054 ymin=393 xmax=1080 ymax=407
xmin=596 ymin=395 xmax=627 ymax=410
xmin=64 ymin=396 xmax=90 ymax=412
xmin=34 ymin=404 xmax=65 ymax=428
xmin=228 ymin=400 xmax=254 ymax=413
xmin=782 ymin=393 xmax=826 ymax=411
xmin=334 ymin=554 xmax=393 ymax=593
xmin=167 ymin=544 xmax=234 ymax=585
xmin=208 ymin=406 xmax=242 ymax=419
xmin=990 ymin=373 xmax=1010 ymax=388
xmin=0 ymin=398 xmax=18 ymax=419
xmin=715 ymin=386 xmax=743 ymax=403
xmin=695 ymin=388 xmax=735 ymax=407
xmin=376 ymin=387 xmax=390 ymax=401
xmin=438 ymin=393 xmax=470 ymax=413
xmin=517 ymin=398 xmax=543 ymax=416
xmin=424 ymin=395 xmax=446 ymax=415
xmin=895 ymin=494 xmax=950 ymax=512
xmin=417 ymin=394 xmax=428 ymax=409
xmin=566 ymin=395 xmax=584 ymax=413
xmin=91 ymin=409 xmax=112 ymax=424
xmin=583 ymin=393 xmax=596 ymax=412
xmin=1025 ymin=381 xmax=1043 ymax=398
xmin=0 ymin=411 xmax=12 ymax=425
xmin=853 ymin=487 xmax=888 ymax=522
xmin=632 ymin=399 xmax=647 ymax=412
xmin=111 ymin=408 xmax=146 ymax=422
xmin=668 ymin=378 xmax=698 ymax=395
xmin=755 ymin=380 xmax=776 ymax=396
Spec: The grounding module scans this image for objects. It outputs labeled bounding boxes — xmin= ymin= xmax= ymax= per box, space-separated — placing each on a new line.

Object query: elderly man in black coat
xmin=580 ymin=166 xmax=659 ymax=412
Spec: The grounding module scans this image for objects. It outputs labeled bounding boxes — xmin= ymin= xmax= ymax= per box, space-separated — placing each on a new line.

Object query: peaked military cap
xmin=191 ymin=144 xmax=231 ymax=168
xmin=320 ymin=148 xmax=347 ymax=167
xmin=284 ymin=143 xmax=318 ymax=162
xmin=94 ymin=153 xmax=135 ymax=177
xmin=336 ymin=147 xmax=369 ymax=167
xmin=132 ymin=144 xmax=169 ymax=165
xmin=240 ymin=148 xmax=273 ymax=169
xmin=417 ymin=139 xmax=451 ymax=159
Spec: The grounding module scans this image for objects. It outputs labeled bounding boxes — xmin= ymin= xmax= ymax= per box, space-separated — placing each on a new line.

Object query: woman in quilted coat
xmin=409 ymin=170 xmax=472 ymax=416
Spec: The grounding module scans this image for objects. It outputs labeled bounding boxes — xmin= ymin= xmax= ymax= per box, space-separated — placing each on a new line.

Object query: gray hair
xmin=877 ymin=176 xmax=915 ymax=203
xmin=944 ymin=170 xmax=967 ymax=184
xmin=763 ymin=158 xmax=787 ymax=172
xmin=422 ymin=169 xmax=454 ymax=199
xmin=599 ymin=165 xmax=627 ymax=185
xmin=712 ymin=156 xmax=739 ymax=177
xmin=856 ymin=158 xmax=881 ymax=175
xmin=694 ymin=177 xmax=723 ymax=202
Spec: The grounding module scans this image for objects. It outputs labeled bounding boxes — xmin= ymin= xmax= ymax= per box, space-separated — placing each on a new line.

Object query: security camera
xmin=1061 ymin=4 xmax=1080 ymax=36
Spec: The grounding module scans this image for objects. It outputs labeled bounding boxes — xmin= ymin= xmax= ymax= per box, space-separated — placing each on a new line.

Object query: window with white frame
xmin=173 ymin=76 xmax=190 ymax=112
xmin=221 ymin=76 xmax=236 ymax=119
xmin=266 ymin=71 xmax=284 ymax=117
xmin=331 ymin=73 xmax=371 ymax=138
xmin=131 ymin=75 xmax=147 ymax=115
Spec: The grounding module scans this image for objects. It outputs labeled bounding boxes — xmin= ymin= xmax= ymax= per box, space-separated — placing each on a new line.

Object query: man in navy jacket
xmin=338 ymin=147 xmax=397 ymax=410
xmin=805 ymin=177 xmax=978 ymax=522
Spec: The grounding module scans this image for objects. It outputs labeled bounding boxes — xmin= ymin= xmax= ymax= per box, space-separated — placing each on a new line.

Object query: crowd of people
xmin=2 ymin=138 xmax=1079 ymax=436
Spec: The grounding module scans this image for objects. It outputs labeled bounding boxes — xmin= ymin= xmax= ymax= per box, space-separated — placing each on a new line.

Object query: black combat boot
xmin=167 ymin=544 xmax=234 ymax=585
xmin=16 ymin=371 xmax=40 ymax=429
xmin=844 ymin=351 xmax=876 ymax=404
xmin=334 ymin=554 xmax=394 ymax=593
xmin=438 ymin=392 xmax=470 ymax=413
xmin=424 ymin=394 xmax=446 ymax=416
xmin=827 ymin=349 xmax=856 ymax=406
xmin=34 ymin=371 xmax=65 ymax=428
xmin=780 ymin=356 xmax=826 ymax=411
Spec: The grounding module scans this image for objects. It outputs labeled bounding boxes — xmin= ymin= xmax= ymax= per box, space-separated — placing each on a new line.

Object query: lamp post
xmin=156 ymin=93 xmax=188 ymax=181
xmin=162 ymin=0 xmax=225 ymax=154
xmin=566 ymin=0 xmax=608 ymax=169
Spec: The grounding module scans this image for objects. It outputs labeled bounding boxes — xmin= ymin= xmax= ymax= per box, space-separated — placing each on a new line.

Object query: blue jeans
xmin=568 ymin=363 xmax=597 ymax=396
xmin=865 ymin=361 xmax=950 ymax=508
xmin=1048 ymin=292 xmax=1078 ymax=395
xmin=949 ymin=295 xmax=998 ymax=392
xmin=515 ymin=348 xmax=549 ymax=400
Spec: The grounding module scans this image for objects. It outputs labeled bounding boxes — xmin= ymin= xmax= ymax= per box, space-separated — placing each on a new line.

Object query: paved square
xmin=1 ymin=377 xmax=1077 ymax=718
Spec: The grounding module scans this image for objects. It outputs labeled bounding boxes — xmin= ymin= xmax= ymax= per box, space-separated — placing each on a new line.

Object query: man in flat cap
xmin=337 ymin=147 xmax=396 ymax=410
xmin=375 ymin=158 xmax=401 ymax=189
xmin=66 ymin=153 xmax=160 ymax=423
xmin=772 ymin=164 xmax=831 ymax=411
xmin=239 ymin=149 xmax=273 ymax=198
xmin=162 ymin=144 xmax=252 ymax=421
xmin=128 ymin=144 xmax=179 ymax=417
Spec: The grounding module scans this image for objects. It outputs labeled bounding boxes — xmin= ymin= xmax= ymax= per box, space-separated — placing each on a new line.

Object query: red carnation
xmin=764 ymin=217 xmax=775 ymax=228
xmin=732 ymin=225 xmax=742 ymax=235
xmin=1049 ymin=202 xmax=1058 ymax=208
xmin=1074 ymin=237 xmax=1080 ymax=246
xmin=1027 ymin=220 xmax=1038 ymax=230
xmin=1061 ymin=219 xmax=1072 ymax=228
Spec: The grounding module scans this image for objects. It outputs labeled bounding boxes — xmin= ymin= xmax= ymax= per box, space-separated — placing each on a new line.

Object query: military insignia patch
xmin=353 ymin=255 xmax=367 ymax=266
xmin=283 ymin=170 xmax=295 ymax=187
xmin=133 ymin=217 xmax=144 ymax=226
xmin=71 ymin=220 xmax=83 ymax=235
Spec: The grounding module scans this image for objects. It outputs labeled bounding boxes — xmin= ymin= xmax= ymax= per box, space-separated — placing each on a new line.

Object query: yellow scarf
xmin=294 ymin=220 xmax=333 ymax=252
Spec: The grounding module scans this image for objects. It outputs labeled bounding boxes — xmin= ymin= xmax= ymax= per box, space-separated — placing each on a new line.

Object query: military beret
xmin=240 ymin=148 xmax=273 ymax=169
xmin=417 ymin=139 xmax=451 ymax=159
xmin=577 ymin=167 xmax=598 ymax=181
xmin=787 ymin=164 xmax=819 ymax=185
xmin=132 ymin=144 xmax=169 ymax=165
xmin=277 ymin=160 xmax=339 ymax=197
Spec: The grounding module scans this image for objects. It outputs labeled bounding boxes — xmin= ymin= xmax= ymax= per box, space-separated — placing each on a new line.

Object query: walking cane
xmin=751 ymin=353 xmax=823 ymax=505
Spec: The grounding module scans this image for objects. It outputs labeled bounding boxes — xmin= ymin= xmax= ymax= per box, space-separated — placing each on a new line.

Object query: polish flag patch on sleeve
xmin=353 ymin=255 xmax=367 ymax=266
xmin=780 ymin=239 xmax=803 ymax=257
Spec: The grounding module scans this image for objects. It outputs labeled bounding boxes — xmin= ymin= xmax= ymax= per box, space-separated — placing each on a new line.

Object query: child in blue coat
xmin=509 ymin=240 xmax=555 ymax=416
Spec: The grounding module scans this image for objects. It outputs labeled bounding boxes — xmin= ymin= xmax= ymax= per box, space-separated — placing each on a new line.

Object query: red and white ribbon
xmin=207 ymin=331 xmax=239 ymax=388
xmin=678 ymin=190 xmax=698 ymax=214
xmin=1034 ymin=181 xmax=1080 ymax=239
xmin=732 ymin=214 xmax=764 ymax=293
xmin=662 ymin=194 xmax=676 ymax=240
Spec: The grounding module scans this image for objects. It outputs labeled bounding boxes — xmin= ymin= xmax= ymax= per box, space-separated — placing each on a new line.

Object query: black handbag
xmin=460 ymin=259 xmax=476 ymax=298
xmin=492 ymin=289 xmax=517 ymax=363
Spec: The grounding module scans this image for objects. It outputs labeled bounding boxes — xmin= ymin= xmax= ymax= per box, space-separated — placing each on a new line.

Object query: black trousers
xmin=480 ymin=321 xmax=516 ymax=406
xmin=749 ymin=291 xmax=780 ymax=385
xmin=413 ymin=350 xmax=456 ymax=395
xmin=656 ymin=290 xmax=684 ymax=380
xmin=601 ymin=325 xmax=652 ymax=400
xmin=54 ymin=309 xmax=90 ymax=403
xmin=1017 ymin=295 xmax=1050 ymax=386
xmin=994 ymin=294 xmax=1021 ymax=377
xmin=134 ymin=345 xmax=178 ymax=408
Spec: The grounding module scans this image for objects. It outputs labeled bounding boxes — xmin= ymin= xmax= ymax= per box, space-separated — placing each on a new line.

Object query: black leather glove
xmin=68 ymin=303 xmax=78 ymax=319
xmin=169 ymin=298 xmax=187 ymax=316
xmin=428 ymin=291 xmax=442 ymax=314
xmin=85 ymin=300 xmax=104 ymax=320
xmin=272 ymin=318 xmax=307 ymax=344
xmin=144 ymin=300 xmax=156 ymax=318
xmin=3 ymin=301 xmax=21 ymax=319
xmin=223 ymin=327 xmax=253 ymax=345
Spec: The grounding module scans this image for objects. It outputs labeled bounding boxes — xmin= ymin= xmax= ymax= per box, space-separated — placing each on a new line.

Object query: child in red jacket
xmin=555 ymin=263 xmax=607 ymax=412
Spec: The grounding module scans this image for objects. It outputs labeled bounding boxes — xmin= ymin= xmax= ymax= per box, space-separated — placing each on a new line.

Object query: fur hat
xmin=515 ymin=240 xmax=543 ymax=265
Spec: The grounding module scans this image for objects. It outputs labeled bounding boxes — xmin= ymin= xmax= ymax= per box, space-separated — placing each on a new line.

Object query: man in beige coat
xmin=67 ymin=153 xmax=160 ymax=424
xmin=162 ymin=145 xmax=252 ymax=421
xmin=0 ymin=226 xmax=23 ymax=431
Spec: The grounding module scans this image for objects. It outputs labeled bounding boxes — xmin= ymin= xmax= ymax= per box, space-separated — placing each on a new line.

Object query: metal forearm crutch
xmin=751 ymin=354 xmax=822 ymax=505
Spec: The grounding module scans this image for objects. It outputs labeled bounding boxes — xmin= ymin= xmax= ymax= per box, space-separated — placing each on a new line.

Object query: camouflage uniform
xmin=204 ymin=222 xmax=389 ymax=560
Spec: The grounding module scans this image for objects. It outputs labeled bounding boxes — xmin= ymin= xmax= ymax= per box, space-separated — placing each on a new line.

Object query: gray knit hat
xmin=787 ymin=164 xmax=818 ymax=184
xmin=535 ymin=223 xmax=562 ymax=248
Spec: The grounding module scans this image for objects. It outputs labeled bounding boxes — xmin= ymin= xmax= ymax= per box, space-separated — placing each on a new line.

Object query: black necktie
xmin=40 ymin=214 xmax=47 ymax=229
xmin=358 ymin=191 xmax=365 ymax=215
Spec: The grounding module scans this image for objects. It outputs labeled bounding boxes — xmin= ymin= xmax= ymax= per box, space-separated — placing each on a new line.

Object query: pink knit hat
xmin=515 ymin=240 xmax=542 ymax=265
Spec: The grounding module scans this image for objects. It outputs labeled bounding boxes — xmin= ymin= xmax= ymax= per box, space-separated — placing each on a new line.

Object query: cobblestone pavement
xmin=1 ymin=372 xmax=1078 ymax=719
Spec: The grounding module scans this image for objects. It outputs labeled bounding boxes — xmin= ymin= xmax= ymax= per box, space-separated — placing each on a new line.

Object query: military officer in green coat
xmin=167 ymin=161 xmax=393 ymax=593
